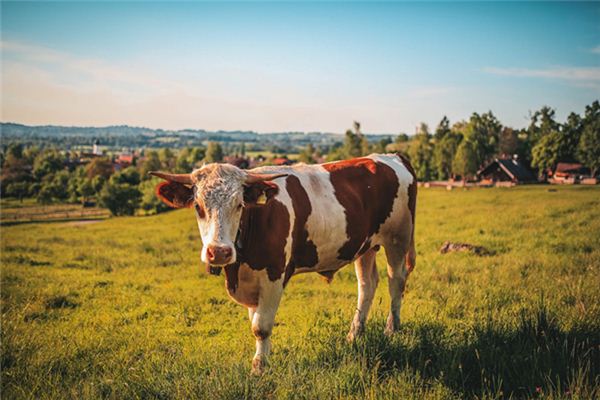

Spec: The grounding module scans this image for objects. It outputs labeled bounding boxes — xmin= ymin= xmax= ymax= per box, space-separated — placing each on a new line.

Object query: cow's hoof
xmin=384 ymin=317 xmax=400 ymax=336
xmin=346 ymin=328 xmax=363 ymax=343
xmin=251 ymin=356 xmax=266 ymax=375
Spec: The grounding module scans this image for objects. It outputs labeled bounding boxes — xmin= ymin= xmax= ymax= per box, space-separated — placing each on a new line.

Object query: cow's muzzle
xmin=206 ymin=244 xmax=233 ymax=266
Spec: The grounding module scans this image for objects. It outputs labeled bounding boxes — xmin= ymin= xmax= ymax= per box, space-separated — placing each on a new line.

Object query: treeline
xmin=1 ymin=102 xmax=598 ymax=216
xmin=307 ymin=101 xmax=599 ymax=181
xmin=0 ymin=144 xmax=226 ymax=216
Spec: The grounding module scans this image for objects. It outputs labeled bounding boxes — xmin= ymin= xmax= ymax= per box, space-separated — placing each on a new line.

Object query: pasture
xmin=1 ymin=186 xmax=599 ymax=399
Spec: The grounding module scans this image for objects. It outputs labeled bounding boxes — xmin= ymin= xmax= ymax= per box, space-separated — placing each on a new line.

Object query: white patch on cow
xmin=273 ymin=177 xmax=294 ymax=267
xmin=366 ymin=153 xmax=415 ymax=238
xmin=291 ymin=164 xmax=349 ymax=272
xmin=253 ymin=163 xmax=349 ymax=272
xmin=250 ymin=270 xmax=284 ymax=374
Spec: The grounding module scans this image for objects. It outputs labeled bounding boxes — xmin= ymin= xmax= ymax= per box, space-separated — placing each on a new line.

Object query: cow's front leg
xmin=250 ymin=275 xmax=284 ymax=375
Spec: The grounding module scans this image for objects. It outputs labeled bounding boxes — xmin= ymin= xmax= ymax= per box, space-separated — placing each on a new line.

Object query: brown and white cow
xmin=151 ymin=153 xmax=417 ymax=374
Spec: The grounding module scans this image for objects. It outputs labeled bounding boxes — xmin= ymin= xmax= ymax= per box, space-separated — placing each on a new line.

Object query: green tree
xmin=433 ymin=131 xmax=461 ymax=180
xmin=99 ymin=172 xmax=142 ymax=216
xmin=528 ymin=106 xmax=560 ymax=145
xmin=205 ymin=142 xmax=224 ymax=163
xmin=159 ymin=148 xmax=176 ymax=170
xmin=578 ymin=100 xmax=600 ymax=177
xmin=85 ymin=157 xmax=114 ymax=180
xmin=298 ymin=143 xmax=316 ymax=164
xmin=37 ymin=170 xmax=70 ymax=204
xmin=452 ymin=139 xmax=479 ymax=181
xmin=434 ymin=116 xmax=451 ymax=141
xmin=461 ymin=112 xmax=502 ymax=168
xmin=408 ymin=123 xmax=433 ymax=181
xmin=140 ymin=150 xmax=162 ymax=177
xmin=5 ymin=182 xmax=30 ymax=202
xmin=139 ymin=178 xmax=169 ymax=214
xmin=374 ymin=137 xmax=392 ymax=153
xmin=33 ymin=149 xmax=65 ymax=180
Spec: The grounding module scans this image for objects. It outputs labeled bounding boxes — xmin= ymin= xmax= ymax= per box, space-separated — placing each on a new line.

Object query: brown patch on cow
xmin=236 ymin=198 xmax=290 ymax=282
xmin=323 ymin=158 xmax=399 ymax=261
xmin=224 ymin=262 xmax=241 ymax=292
xmin=243 ymin=181 xmax=279 ymax=205
xmin=252 ymin=326 xmax=271 ymax=340
xmin=155 ymin=181 xmax=194 ymax=208
xmin=283 ymin=175 xmax=319 ymax=286
xmin=357 ymin=239 xmax=372 ymax=256
xmin=224 ymin=263 xmax=259 ymax=307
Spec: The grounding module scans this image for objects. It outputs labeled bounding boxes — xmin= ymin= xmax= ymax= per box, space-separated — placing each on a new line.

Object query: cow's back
xmin=252 ymin=153 xmax=416 ymax=278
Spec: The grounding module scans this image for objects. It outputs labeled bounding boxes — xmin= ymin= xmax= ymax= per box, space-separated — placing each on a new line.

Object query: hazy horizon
xmin=2 ymin=2 xmax=599 ymax=134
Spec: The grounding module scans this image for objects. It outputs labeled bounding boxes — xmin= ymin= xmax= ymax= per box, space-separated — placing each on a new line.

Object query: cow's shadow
xmin=306 ymin=307 xmax=599 ymax=398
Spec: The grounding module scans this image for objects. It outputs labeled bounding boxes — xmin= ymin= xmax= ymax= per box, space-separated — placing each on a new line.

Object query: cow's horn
xmin=245 ymin=172 xmax=288 ymax=184
xmin=149 ymin=171 xmax=194 ymax=185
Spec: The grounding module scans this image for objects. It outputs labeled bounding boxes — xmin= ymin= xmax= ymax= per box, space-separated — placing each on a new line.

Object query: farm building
xmin=477 ymin=157 xmax=537 ymax=185
xmin=550 ymin=163 xmax=591 ymax=183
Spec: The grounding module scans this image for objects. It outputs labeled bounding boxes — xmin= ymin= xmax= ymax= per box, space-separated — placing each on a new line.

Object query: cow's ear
xmin=156 ymin=181 xmax=194 ymax=208
xmin=243 ymin=181 xmax=279 ymax=206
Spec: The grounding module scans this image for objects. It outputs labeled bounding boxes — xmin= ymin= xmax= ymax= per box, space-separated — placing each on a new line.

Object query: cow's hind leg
xmin=251 ymin=276 xmax=284 ymax=375
xmin=383 ymin=236 xmax=415 ymax=335
xmin=347 ymin=248 xmax=379 ymax=342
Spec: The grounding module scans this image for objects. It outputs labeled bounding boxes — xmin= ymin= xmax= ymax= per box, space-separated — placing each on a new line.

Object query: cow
xmin=150 ymin=153 xmax=417 ymax=374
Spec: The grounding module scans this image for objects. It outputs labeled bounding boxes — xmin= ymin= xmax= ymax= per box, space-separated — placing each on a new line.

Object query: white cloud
xmin=591 ymin=46 xmax=600 ymax=54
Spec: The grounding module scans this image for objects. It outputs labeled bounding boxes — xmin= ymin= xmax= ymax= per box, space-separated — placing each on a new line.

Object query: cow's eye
xmin=237 ymin=203 xmax=243 ymax=210
xmin=195 ymin=204 xmax=205 ymax=218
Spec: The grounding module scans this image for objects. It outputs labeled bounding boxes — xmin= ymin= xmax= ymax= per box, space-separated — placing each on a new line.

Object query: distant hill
xmin=0 ymin=122 xmax=396 ymax=152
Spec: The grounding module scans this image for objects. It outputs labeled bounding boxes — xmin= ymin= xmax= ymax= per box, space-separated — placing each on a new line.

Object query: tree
xmin=5 ymin=182 xmax=30 ymax=202
xmin=139 ymin=178 xmax=169 ymax=214
xmin=298 ymin=143 xmax=317 ymax=164
xmin=531 ymin=132 xmax=564 ymax=175
xmin=578 ymin=100 xmax=600 ymax=177
xmin=461 ymin=112 xmax=502 ymax=168
xmin=32 ymin=149 xmax=65 ymax=180
xmin=374 ymin=137 xmax=392 ymax=153
xmin=408 ymin=123 xmax=433 ymax=181
xmin=528 ymin=106 xmax=560 ymax=145
xmin=433 ymin=131 xmax=461 ymax=180
xmin=434 ymin=116 xmax=451 ymax=141
xmin=395 ymin=133 xmax=409 ymax=143
xmin=452 ymin=139 xmax=479 ymax=181
xmin=159 ymin=148 xmax=176 ymax=170
xmin=85 ymin=157 xmax=114 ymax=179
xmin=205 ymin=142 xmax=224 ymax=163
xmin=36 ymin=170 xmax=70 ymax=204
xmin=140 ymin=150 xmax=162 ymax=177
xmin=99 ymin=172 xmax=142 ymax=216
xmin=529 ymin=110 xmax=582 ymax=176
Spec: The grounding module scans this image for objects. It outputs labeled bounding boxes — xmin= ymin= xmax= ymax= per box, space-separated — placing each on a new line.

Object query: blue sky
xmin=1 ymin=2 xmax=599 ymax=134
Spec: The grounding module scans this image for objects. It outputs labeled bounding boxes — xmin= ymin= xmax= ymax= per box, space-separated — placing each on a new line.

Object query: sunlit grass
xmin=1 ymin=186 xmax=599 ymax=399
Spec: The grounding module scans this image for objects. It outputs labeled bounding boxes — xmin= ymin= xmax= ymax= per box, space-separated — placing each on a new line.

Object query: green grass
xmin=1 ymin=198 xmax=109 ymax=225
xmin=1 ymin=186 xmax=599 ymax=399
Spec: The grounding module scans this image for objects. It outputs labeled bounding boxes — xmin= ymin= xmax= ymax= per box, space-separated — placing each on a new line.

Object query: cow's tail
xmin=406 ymin=229 xmax=416 ymax=273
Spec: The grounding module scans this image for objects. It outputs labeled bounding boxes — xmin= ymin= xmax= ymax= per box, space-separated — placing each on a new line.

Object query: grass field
xmin=0 ymin=199 xmax=109 ymax=225
xmin=1 ymin=186 xmax=599 ymax=399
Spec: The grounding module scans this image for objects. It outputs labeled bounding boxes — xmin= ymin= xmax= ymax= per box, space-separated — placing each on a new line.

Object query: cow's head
xmin=150 ymin=164 xmax=286 ymax=267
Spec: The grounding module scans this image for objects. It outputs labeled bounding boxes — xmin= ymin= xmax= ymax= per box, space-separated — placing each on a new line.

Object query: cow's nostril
xmin=223 ymin=247 xmax=232 ymax=257
xmin=206 ymin=247 xmax=215 ymax=260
